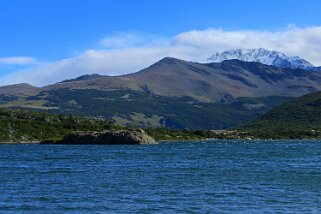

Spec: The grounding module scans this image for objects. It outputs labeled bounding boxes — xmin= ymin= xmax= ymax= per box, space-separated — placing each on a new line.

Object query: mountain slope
xmin=239 ymin=91 xmax=321 ymax=138
xmin=35 ymin=89 xmax=292 ymax=129
xmin=207 ymin=48 xmax=314 ymax=70
xmin=43 ymin=57 xmax=321 ymax=102
xmin=60 ymin=74 xmax=104 ymax=83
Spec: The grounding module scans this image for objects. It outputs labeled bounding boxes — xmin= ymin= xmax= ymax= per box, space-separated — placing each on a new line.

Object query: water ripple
xmin=0 ymin=140 xmax=321 ymax=213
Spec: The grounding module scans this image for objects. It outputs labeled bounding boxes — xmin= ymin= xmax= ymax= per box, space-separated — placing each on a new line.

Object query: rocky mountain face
xmin=207 ymin=48 xmax=315 ymax=70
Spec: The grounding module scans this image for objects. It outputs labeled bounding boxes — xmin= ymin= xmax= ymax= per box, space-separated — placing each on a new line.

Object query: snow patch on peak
xmin=207 ymin=48 xmax=314 ymax=70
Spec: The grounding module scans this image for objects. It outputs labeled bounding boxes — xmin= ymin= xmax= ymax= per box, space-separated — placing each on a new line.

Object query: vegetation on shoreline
xmin=0 ymin=106 xmax=248 ymax=143
xmin=145 ymin=128 xmax=208 ymax=141
xmin=0 ymin=107 xmax=216 ymax=142
xmin=0 ymin=107 xmax=120 ymax=142
xmin=145 ymin=128 xmax=248 ymax=141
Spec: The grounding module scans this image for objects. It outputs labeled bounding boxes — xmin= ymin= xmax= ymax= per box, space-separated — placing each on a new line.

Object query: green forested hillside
xmin=26 ymin=89 xmax=292 ymax=130
xmin=0 ymin=108 xmax=115 ymax=142
xmin=239 ymin=91 xmax=321 ymax=138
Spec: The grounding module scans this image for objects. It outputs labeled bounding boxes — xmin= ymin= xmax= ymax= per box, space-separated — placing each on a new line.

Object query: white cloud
xmin=0 ymin=46 xmax=195 ymax=86
xmin=0 ymin=57 xmax=38 ymax=65
xmin=172 ymin=26 xmax=321 ymax=64
xmin=1 ymin=26 xmax=321 ymax=86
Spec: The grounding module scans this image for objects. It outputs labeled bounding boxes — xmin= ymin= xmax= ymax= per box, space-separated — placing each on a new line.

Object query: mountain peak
xmin=59 ymin=74 xmax=104 ymax=83
xmin=158 ymin=57 xmax=184 ymax=63
xmin=207 ymin=48 xmax=314 ymax=70
xmin=143 ymin=57 xmax=187 ymax=69
xmin=0 ymin=83 xmax=38 ymax=95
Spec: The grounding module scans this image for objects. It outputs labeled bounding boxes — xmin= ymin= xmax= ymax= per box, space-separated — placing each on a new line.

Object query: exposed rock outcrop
xmin=43 ymin=129 xmax=157 ymax=145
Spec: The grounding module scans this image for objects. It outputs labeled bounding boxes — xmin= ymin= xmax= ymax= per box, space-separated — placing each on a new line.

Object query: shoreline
xmin=2 ymin=138 xmax=321 ymax=144
xmin=0 ymin=141 xmax=41 ymax=144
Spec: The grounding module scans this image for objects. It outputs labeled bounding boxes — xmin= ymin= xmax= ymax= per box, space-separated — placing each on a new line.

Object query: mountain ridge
xmin=207 ymin=48 xmax=315 ymax=70
xmin=40 ymin=57 xmax=321 ymax=102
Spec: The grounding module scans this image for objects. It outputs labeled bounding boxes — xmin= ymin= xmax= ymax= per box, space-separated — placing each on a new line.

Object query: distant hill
xmin=0 ymin=83 xmax=38 ymax=95
xmin=239 ymin=91 xmax=321 ymax=138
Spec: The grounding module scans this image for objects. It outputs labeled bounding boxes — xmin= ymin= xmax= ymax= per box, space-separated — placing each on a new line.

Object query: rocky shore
xmin=42 ymin=129 xmax=157 ymax=145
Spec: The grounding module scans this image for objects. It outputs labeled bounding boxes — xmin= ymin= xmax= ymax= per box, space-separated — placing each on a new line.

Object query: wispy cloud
xmin=100 ymin=32 xmax=167 ymax=48
xmin=101 ymin=33 xmax=143 ymax=48
xmin=0 ymin=57 xmax=38 ymax=65
xmin=1 ymin=26 xmax=321 ymax=86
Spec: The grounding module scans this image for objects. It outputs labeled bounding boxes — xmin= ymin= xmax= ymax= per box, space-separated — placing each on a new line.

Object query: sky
xmin=1 ymin=0 xmax=321 ymax=86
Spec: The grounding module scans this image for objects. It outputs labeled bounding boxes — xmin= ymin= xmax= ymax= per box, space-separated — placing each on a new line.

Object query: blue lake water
xmin=0 ymin=140 xmax=321 ymax=213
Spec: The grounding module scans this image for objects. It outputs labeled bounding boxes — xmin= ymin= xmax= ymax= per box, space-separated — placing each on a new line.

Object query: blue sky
xmin=1 ymin=0 xmax=321 ymax=85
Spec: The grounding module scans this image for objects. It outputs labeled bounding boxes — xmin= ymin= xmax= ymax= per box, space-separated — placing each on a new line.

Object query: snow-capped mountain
xmin=207 ymin=48 xmax=314 ymax=70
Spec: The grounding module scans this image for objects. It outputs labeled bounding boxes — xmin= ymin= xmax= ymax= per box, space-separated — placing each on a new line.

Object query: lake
xmin=1 ymin=140 xmax=321 ymax=213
